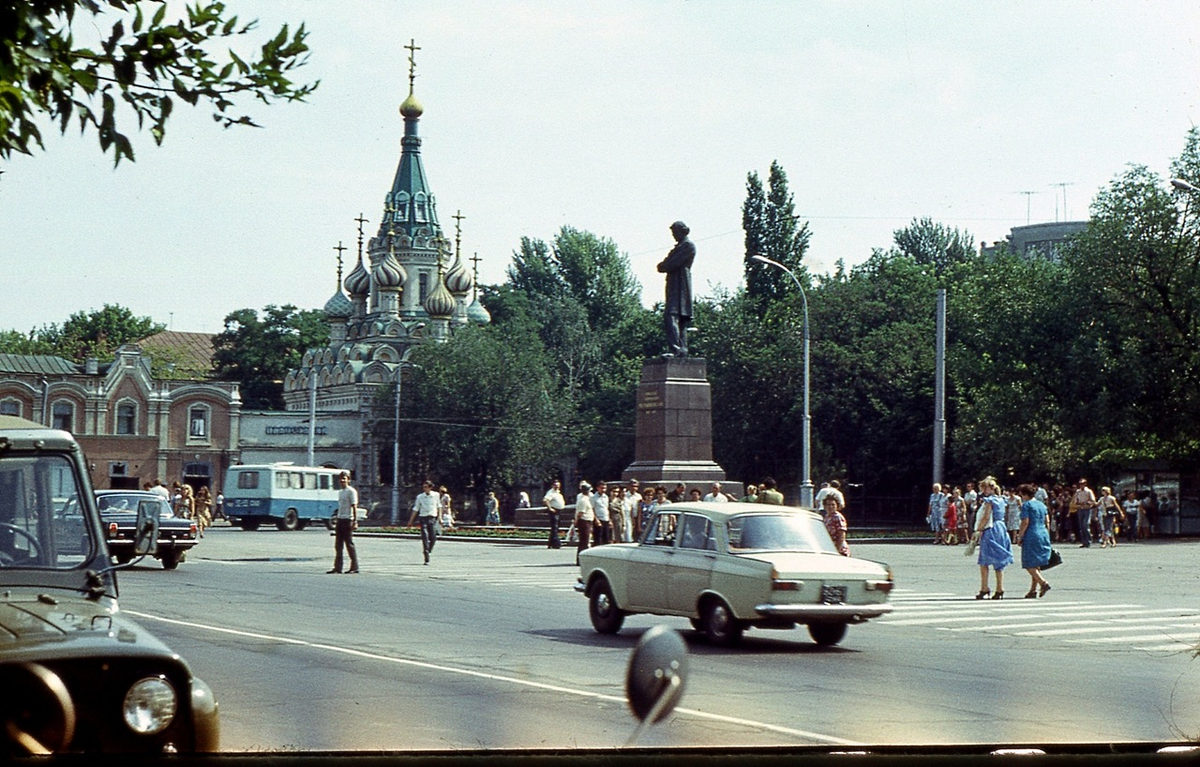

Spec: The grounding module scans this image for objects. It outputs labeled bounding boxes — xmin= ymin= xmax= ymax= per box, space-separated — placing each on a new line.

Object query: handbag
xmin=1042 ymin=548 xmax=1063 ymax=570
xmin=963 ymin=532 xmax=980 ymax=556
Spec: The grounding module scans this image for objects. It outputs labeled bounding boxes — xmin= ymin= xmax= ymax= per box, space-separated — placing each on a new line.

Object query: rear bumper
xmin=754 ymin=602 xmax=893 ymax=622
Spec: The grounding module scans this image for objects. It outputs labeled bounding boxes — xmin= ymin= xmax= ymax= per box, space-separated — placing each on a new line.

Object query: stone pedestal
xmin=621 ymin=357 xmax=727 ymax=486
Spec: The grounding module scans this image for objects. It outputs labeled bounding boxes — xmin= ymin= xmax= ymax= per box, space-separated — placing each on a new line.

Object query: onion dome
xmin=444 ymin=253 xmax=473 ymax=296
xmin=467 ymin=297 xmax=491 ymax=325
xmin=424 ymin=274 xmax=456 ymax=319
xmin=323 ymin=289 xmax=353 ymax=319
xmin=400 ymin=91 xmax=424 ymax=119
xmin=344 ymin=254 xmax=370 ymax=297
xmin=371 ymin=248 xmax=407 ymax=289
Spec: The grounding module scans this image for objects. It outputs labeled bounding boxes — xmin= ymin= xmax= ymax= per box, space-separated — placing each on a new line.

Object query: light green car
xmin=576 ymin=502 xmax=894 ymax=647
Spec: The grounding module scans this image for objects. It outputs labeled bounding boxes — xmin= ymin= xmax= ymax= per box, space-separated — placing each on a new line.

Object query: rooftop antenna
xmin=1050 ymin=182 xmax=1075 ymax=221
xmin=1015 ymin=191 xmax=1038 ymax=224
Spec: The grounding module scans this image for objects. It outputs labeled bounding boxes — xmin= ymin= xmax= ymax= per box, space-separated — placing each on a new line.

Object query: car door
xmin=666 ymin=513 xmax=718 ymax=613
xmin=624 ymin=510 xmax=679 ymax=611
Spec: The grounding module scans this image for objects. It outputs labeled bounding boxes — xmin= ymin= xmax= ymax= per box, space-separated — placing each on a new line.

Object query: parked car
xmin=576 ymin=502 xmax=894 ymax=646
xmin=0 ymin=415 xmax=219 ymax=755
xmin=95 ymin=490 xmax=199 ymax=570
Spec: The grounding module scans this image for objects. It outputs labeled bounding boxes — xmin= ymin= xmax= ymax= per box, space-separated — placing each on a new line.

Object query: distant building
xmin=981 ymin=221 xmax=1088 ymax=261
xmin=0 ymin=345 xmax=240 ymax=492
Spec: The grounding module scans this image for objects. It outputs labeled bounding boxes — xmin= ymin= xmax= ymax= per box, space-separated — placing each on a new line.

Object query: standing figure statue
xmin=657 ymin=220 xmax=695 ymax=357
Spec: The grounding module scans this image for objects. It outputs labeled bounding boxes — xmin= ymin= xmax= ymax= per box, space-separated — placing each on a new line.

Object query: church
xmin=240 ymin=44 xmax=491 ymax=515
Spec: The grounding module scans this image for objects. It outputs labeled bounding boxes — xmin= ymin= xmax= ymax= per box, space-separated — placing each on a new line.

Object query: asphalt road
xmin=112 ymin=528 xmax=1200 ymax=752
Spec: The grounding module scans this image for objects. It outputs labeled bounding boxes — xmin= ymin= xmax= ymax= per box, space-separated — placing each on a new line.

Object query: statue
xmin=657 ymin=221 xmax=695 ymax=357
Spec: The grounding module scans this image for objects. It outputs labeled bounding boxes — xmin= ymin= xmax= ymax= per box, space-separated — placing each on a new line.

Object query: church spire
xmin=383 ymin=38 xmax=440 ymax=241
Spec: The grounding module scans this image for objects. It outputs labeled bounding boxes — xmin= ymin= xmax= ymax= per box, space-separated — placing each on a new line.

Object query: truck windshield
xmin=0 ymin=454 xmax=96 ymax=569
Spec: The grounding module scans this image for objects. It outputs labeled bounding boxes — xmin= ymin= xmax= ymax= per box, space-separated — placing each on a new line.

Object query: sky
xmin=2 ymin=0 xmax=1199 ymax=335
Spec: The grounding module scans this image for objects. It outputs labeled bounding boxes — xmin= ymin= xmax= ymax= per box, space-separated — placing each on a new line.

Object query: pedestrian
xmin=327 ymin=472 xmax=360 ymax=574
xmin=408 ymin=480 xmax=440 ymax=565
xmin=758 ymin=477 xmax=784 ymax=505
xmin=703 ymin=482 xmax=728 ymax=502
xmin=973 ymin=477 xmax=1014 ymax=599
xmin=542 ymin=479 xmax=565 ymax=549
xmin=1004 ymin=487 xmax=1022 ymax=542
xmin=592 ymin=481 xmax=612 ymax=545
xmin=942 ymin=491 xmax=959 ymax=545
xmin=928 ymin=483 xmax=948 ymax=544
xmin=1074 ymin=479 xmax=1096 ymax=548
xmin=1097 ymin=486 xmax=1121 ymax=548
xmin=1122 ymin=490 xmax=1140 ymax=543
xmin=484 ymin=491 xmax=500 ymax=525
xmin=151 ymin=479 xmax=171 ymax=502
xmin=668 ymin=482 xmax=687 ymax=503
xmin=438 ymin=486 xmax=455 ymax=530
xmin=688 ymin=487 xmax=703 ymax=502
xmin=194 ymin=485 xmax=212 ymax=538
xmin=962 ymin=481 xmax=978 ymax=537
xmin=214 ymin=489 xmax=226 ymax=521
xmin=574 ymin=481 xmax=594 ymax=565
xmin=1015 ymin=483 xmax=1052 ymax=598
xmin=955 ymin=485 xmax=971 ymax=546
xmin=610 ymin=486 xmax=628 ymax=542
xmin=821 ymin=494 xmax=850 ymax=556
xmin=739 ymin=484 xmax=758 ymax=503
xmin=1138 ymin=491 xmax=1156 ymax=539
xmin=177 ymin=483 xmax=195 ymax=521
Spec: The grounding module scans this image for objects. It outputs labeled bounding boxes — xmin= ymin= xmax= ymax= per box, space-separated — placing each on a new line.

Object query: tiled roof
xmin=0 ymin=354 xmax=79 ymax=375
xmin=138 ymin=331 xmax=217 ymax=376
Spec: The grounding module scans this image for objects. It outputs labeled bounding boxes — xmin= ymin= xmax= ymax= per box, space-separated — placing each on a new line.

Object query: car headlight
xmin=123 ymin=676 xmax=178 ymax=735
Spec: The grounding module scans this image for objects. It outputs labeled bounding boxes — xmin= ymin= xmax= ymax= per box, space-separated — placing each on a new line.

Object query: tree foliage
xmin=0 ymin=303 xmax=163 ymax=361
xmin=212 ymin=304 xmax=328 ymax=409
xmin=1 ymin=0 xmax=317 ymax=165
xmin=742 ymin=160 xmax=811 ymax=305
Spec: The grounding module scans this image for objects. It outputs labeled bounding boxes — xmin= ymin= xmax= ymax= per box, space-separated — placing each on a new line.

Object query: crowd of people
xmin=141 ymin=478 xmax=225 ymax=537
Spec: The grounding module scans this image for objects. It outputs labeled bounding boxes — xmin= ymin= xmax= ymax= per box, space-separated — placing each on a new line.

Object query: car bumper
xmin=754 ymin=602 xmax=894 ymax=622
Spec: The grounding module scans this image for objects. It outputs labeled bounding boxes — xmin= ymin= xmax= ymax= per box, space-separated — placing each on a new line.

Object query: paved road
xmin=114 ymin=529 xmax=1200 ymax=751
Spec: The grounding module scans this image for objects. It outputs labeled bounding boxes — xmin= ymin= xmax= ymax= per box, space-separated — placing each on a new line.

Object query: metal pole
xmin=933 ymin=289 xmax=946 ymax=487
xmin=391 ymin=370 xmax=402 ymax=527
xmin=307 ymin=372 xmax=317 ymax=467
xmin=751 ymin=255 xmax=813 ymax=507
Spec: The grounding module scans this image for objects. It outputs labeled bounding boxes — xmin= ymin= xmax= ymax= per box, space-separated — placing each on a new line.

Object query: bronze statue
xmin=657 ymin=221 xmax=695 ymax=357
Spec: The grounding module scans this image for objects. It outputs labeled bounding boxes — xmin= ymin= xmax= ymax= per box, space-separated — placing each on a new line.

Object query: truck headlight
xmin=123 ymin=676 xmax=177 ymax=734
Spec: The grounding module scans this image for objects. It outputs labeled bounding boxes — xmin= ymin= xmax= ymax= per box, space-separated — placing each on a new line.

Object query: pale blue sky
xmin=2 ymin=0 xmax=1198 ymax=334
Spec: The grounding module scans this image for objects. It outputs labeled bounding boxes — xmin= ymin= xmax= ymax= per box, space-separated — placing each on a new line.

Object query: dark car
xmin=0 ymin=415 xmax=219 ymax=755
xmin=95 ymin=490 xmax=199 ymax=570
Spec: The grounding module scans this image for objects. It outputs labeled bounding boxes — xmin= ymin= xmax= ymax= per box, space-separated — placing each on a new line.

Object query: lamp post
xmin=391 ymin=334 xmax=424 ymax=526
xmin=752 ymin=254 xmax=813 ymax=508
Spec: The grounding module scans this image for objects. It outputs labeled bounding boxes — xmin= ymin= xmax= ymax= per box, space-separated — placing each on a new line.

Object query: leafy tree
xmin=212 ymin=304 xmax=328 ymax=409
xmin=742 ymin=160 xmax=811 ymax=305
xmin=0 ymin=304 xmax=163 ymax=361
xmin=1 ymin=0 xmax=317 ymax=165
xmin=890 ymin=217 xmax=976 ymax=278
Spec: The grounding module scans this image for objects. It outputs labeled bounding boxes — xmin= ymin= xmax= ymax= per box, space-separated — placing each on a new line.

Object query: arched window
xmin=187 ymin=404 xmax=211 ymax=441
xmin=51 ymin=401 xmax=74 ymax=432
xmin=116 ymin=401 xmax=137 ymax=435
xmin=0 ymin=399 xmax=20 ymax=417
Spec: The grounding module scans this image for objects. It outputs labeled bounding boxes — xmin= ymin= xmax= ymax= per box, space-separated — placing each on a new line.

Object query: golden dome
xmin=400 ymin=92 xmax=424 ymax=118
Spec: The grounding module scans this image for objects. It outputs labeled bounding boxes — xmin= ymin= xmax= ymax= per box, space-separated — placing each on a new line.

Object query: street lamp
xmin=391 ymin=329 xmax=424 ymax=526
xmin=1170 ymin=178 xmax=1200 ymax=194
xmin=751 ymin=254 xmax=813 ymax=508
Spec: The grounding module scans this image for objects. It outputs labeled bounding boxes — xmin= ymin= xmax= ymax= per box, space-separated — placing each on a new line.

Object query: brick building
xmin=0 ymin=344 xmax=240 ymax=493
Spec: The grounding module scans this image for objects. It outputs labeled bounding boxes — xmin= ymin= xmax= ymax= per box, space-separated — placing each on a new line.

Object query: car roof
xmin=96 ymin=490 xmax=159 ymax=496
xmin=653 ymin=501 xmax=821 ymax=521
xmin=0 ymin=415 xmax=80 ymax=451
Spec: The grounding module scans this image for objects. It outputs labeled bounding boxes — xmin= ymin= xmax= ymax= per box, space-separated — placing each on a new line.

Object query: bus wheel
xmin=277 ymin=509 xmax=299 ymax=531
xmin=240 ymin=519 xmax=260 ymax=531
xmin=325 ymin=517 xmax=335 ymax=531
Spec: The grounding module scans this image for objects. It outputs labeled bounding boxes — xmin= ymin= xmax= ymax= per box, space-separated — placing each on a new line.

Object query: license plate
xmin=821 ymin=585 xmax=847 ymax=604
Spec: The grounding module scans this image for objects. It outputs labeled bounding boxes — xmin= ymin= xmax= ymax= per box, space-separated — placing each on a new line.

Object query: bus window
xmin=275 ymin=473 xmax=290 ymax=490
xmin=303 ymin=473 xmax=317 ymax=490
xmin=290 ymin=472 xmax=302 ymax=489
xmin=319 ymin=475 xmax=330 ymax=490
xmin=237 ymin=471 xmax=260 ymax=490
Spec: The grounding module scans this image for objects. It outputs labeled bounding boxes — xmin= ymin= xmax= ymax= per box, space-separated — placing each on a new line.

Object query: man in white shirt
xmin=592 ymin=481 xmax=612 ymax=544
xmin=626 ymin=479 xmax=644 ymax=540
xmin=542 ymin=479 xmax=565 ymax=549
xmin=702 ymin=482 xmax=729 ymax=502
xmin=408 ymin=481 xmax=441 ymax=564
xmin=574 ymin=482 xmax=594 ymax=565
xmin=328 ymin=472 xmax=359 ymax=574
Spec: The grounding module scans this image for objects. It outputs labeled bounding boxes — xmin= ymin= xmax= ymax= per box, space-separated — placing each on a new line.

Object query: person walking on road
xmin=409 ymin=481 xmax=441 ymax=565
xmin=758 ymin=477 xmax=784 ymax=505
xmin=974 ymin=477 xmax=1014 ymax=599
xmin=1015 ymin=483 xmax=1052 ymax=598
xmin=574 ymin=481 xmax=594 ymax=565
xmin=1074 ymin=479 xmax=1097 ymax=548
xmin=328 ymin=472 xmax=360 ymax=574
xmin=821 ymin=494 xmax=851 ymax=557
xmin=1098 ymin=486 xmax=1122 ymax=548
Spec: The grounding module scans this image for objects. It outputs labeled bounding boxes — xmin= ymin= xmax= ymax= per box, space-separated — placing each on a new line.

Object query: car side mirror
xmin=134 ymin=501 xmax=159 ymax=557
xmin=625 ymin=625 xmax=688 ymax=746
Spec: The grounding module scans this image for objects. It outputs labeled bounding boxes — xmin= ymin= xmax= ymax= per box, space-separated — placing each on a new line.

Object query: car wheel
xmin=588 ymin=578 xmax=625 ymax=634
xmin=277 ymin=509 xmax=300 ymax=531
xmin=240 ymin=519 xmax=261 ymax=531
xmin=702 ymin=599 xmax=744 ymax=646
xmin=808 ymin=622 xmax=848 ymax=646
xmin=160 ymin=551 xmax=182 ymax=570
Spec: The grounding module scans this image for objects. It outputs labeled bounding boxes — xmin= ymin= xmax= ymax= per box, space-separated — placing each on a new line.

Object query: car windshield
xmin=97 ymin=494 xmax=175 ymax=519
xmin=727 ymin=513 xmax=840 ymax=555
xmin=0 ymin=454 xmax=96 ymax=570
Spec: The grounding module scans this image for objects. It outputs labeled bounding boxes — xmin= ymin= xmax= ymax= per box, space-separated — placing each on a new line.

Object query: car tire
xmin=702 ymin=599 xmax=744 ymax=646
xmin=588 ymin=578 xmax=625 ymax=634
xmin=160 ymin=551 xmax=182 ymax=570
xmin=277 ymin=509 xmax=299 ymax=531
xmin=240 ymin=519 xmax=261 ymax=531
xmin=808 ymin=622 xmax=848 ymax=646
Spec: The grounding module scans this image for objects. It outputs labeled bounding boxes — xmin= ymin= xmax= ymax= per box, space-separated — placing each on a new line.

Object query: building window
xmin=116 ymin=402 xmax=136 ymax=435
xmin=51 ymin=401 xmax=74 ymax=432
xmin=419 ymin=273 xmax=429 ymax=303
xmin=188 ymin=405 xmax=210 ymax=440
xmin=0 ymin=399 xmax=20 ymax=417
xmin=109 ymin=462 xmax=128 ymax=477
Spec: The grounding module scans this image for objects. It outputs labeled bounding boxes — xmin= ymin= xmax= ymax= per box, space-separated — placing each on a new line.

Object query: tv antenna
xmin=1050 ymin=182 xmax=1075 ymax=221
xmin=1014 ymin=191 xmax=1039 ymax=224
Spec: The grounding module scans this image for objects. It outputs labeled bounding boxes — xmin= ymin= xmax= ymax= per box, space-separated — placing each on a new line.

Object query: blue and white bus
xmin=223 ymin=463 xmax=345 ymax=531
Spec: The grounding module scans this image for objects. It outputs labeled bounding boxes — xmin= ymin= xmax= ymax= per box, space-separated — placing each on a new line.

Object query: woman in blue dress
xmin=1016 ymin=483 xmax=1053 ymax=598
xmin=974 ymin=477 xmax=1014 ymax=599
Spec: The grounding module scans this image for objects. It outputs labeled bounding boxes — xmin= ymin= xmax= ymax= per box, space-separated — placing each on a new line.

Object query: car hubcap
xmin=596 ymin=592 xmax=612 ymax=615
